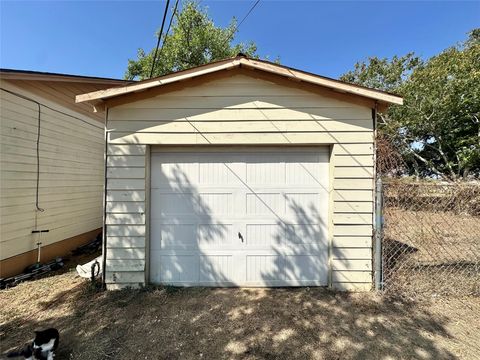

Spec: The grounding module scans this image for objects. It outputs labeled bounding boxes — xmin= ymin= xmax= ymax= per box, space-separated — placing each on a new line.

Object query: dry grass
xmin=383 ymin=208 xmax=480 ymax=298
xmin=1 ymin=262 xmax=479 ymax=360
xmin=384 ymin=209 xmax=479 ymax=263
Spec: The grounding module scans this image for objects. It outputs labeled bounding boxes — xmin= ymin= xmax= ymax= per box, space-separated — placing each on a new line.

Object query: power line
xmin=222 ymin=0 xmax=261 ymax=49
xmin=150 ymin=0 xmax=171 ymax=79
xmin=156 ymin=0 xmax=180 ymax=67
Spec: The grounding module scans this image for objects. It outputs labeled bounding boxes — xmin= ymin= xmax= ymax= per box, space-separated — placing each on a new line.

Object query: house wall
xmin=104 ymin=71 xmax=375 ymax=290
xmin=0 ymin=80 xmax=104 ymax=276
xmin=7 ymin=80 xmax=107 ymax=122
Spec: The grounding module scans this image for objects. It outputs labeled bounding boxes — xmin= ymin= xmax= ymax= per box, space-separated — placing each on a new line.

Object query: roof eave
xmin=75 ymin=58 xmax=240 ymax=104
xmin=0 ymin=69 xmax=129 ymax=85
xmin=75 ymin=57 xmax=403 ymax=106
xmin=237 ymin=59 xmax=403 ymax=105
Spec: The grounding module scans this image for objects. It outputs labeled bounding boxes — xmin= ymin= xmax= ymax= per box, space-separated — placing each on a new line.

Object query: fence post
xmin=374 ymin=178 xmax=383 ymax=291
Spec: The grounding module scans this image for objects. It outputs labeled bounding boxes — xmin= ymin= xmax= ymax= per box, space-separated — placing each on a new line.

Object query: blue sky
xmin=1 ymin=1 xmax=478 ymax=80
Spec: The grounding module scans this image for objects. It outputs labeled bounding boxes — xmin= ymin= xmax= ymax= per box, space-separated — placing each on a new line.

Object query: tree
xmin=125 ymin=1 xmax=258 ymax=80
xmin=341 ymin=29 xmax=480 ymax=180
xmin=340 ymin=53 xmax=422 ymax=93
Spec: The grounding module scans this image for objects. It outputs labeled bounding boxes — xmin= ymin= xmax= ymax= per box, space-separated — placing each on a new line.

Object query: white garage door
xmin=150 ymin=147 xmax=329 ymax=286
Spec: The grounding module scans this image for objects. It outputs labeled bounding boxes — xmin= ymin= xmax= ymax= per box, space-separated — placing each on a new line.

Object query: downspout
xmin=101 ymin=106 xmax=109 ymax=289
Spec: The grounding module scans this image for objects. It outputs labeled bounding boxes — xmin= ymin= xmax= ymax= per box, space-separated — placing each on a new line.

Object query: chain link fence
xmin=378 ymin=179 xmax=480 ymax=358
xmin=372 ymin=130 xmax=480 ymax=356
xmin=380 ymin=180 xmax=480 ymax=298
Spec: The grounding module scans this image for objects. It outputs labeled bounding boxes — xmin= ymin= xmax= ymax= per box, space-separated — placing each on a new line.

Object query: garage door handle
xmin=238 ymin=232 xmax=244 ymax=243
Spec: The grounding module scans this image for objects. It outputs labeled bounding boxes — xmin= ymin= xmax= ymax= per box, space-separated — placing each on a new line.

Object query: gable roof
xmin=75 ymin=55 xmax=403 ymax=106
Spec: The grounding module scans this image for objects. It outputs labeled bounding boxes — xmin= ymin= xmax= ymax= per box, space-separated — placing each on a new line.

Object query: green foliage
xmin=125 ymin=1 xmax=258 ymax=80
xmin=341 ymin=29 xmax=480 ymax=180
xmin=340 ymin=53 xmax=422 ymax=92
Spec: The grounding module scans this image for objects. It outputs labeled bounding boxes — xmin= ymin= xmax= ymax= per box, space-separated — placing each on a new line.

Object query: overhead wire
xmin=154 ymin=0 xmax=180 ymax=70
xmin=221 ymin=0 xmax=261 ymax=49
xmin=149 ymin=0 xmax=172 ymax=78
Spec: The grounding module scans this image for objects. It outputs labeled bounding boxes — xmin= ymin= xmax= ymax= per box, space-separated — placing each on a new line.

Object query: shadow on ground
xmin=1 ymin=271 xmax=470 ymax=360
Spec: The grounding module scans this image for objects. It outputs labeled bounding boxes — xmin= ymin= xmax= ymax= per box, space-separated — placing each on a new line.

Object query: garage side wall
xmin=105 ymin=144 xmax=147 ymax=288
xmin=104 ymin=73 xmax=374 ymax=290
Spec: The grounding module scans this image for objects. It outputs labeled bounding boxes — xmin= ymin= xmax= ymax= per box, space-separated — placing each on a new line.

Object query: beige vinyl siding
xmin=9 ymin=79 xmax=115 ymax=121
xmin=0 ymin=81 xmax=103 ymax=260
xmin=105 ymin=73 xmax=374 ymax=290
xmin=105 ymin=144 xmax=147 ymax=288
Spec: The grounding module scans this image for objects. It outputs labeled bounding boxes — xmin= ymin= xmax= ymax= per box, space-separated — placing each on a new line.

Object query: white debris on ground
xmin=76 ymin=256 xmax=102 ymax=279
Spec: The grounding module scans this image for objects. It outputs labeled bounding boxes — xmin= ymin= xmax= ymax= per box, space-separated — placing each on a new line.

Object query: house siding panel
xmin=105 ymin=144 xmax=147 ymax=288
xmin=0 ymin=81 xmax=103 ymax=264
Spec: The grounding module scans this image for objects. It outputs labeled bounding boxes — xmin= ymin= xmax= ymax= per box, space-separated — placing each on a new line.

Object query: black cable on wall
xmin=1 ymin=88 xmax=103 ymax=129
xmin=1 ymin=87 xmax=104 ymax=212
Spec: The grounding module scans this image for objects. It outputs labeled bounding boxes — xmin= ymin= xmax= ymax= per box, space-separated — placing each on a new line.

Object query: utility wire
xmin=221 ymin=0 xmax=261 ymax=49
xmin=149 ymin=0 xmax=171 ymax=79
xmin=157 ymin=0 xmax=180 ymax=63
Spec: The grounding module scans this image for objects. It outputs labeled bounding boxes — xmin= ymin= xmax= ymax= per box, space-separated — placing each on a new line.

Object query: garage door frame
xmin=146 ymin=145 xmax=334 ymax=287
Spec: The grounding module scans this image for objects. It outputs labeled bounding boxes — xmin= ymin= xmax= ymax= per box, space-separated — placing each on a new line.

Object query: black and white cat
xmin=7 ymin=328 xmax=59 ymax=360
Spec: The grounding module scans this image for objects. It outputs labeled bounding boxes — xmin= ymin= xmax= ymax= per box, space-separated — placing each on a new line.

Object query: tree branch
xmin=397 ymin=136 xmax=445 ymax=178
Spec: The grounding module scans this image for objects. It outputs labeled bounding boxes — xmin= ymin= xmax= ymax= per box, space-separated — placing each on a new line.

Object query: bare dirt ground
xmin=1 ymin=264 xmax=479 ymax=360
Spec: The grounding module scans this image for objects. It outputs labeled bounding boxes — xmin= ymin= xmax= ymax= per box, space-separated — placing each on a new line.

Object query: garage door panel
xmin=153 ymin=162 xmax=199 ymax=187
xmin=156 ymin=223 xmax=233 ymax=249
xmin=198 ymin=224 xmax=233 ymax=247
xmin=246 ymin=224 xmax=283 ymax=246
xmin=285 ymin=193 xmax=329 ymax=224
xmin=198 ymin=193 xmax=234 ymax=215
xmin=284 ymin=255 xmax=328 ymax=282
xmin=286 ymin=162 xmax=327 ymax=186
xmin=156 ymin=215 xmax=238 ymax=223
xmin=246 ymin=193 xmax=283 ymax=215
xmin=285 ymin=224 xmax=326 ymax=244
xmin=246 ymin=255 xmax=284 ymax=282
xmin=245 ymin=223 xmax=328 ymax=247
xmin=245 ymin=254 xmax=328 ymax=284
xmin=152 ymin=191 xmax=234 ymax=216
xmin=157 ymin=255 xmax=199 ymax=283
xmin=154 ymin=224 xmax=196 ymax=250
xmin=150 ymin=148 xmax=330 ymax=286
xmin=285 ymin=193 xmax=318 ymax=212
xmin=246 ymin=158 xmax=285 ymax=185
xmin=284 ymin=152 xmax=328 ymax=163
xmin=199 ymin=161 xmax=245 ymax=185
xmin=200 ymin=255 xmax=233 ymax=282
xmin=153 ymin=192 xmax=196 ymax=215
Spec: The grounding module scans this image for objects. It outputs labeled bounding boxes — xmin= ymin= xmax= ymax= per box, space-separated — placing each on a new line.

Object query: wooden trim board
xmin=76 ymin=56 xmax=403 ymax=106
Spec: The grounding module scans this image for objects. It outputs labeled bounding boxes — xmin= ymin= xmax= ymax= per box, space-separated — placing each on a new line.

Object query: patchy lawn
xmin=1 ymin=267 xmax=479 ymax=359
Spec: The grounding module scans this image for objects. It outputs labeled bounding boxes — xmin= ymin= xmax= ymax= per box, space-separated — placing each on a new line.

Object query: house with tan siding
xmin=76 ymin=55 xmax=402 ymax=290
xmin=0 ymin=69 xmax=128 ymax=277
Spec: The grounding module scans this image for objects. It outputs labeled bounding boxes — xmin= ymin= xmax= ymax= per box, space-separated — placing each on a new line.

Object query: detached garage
xmin=77 ymin=55 xmax=402 ymax=290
